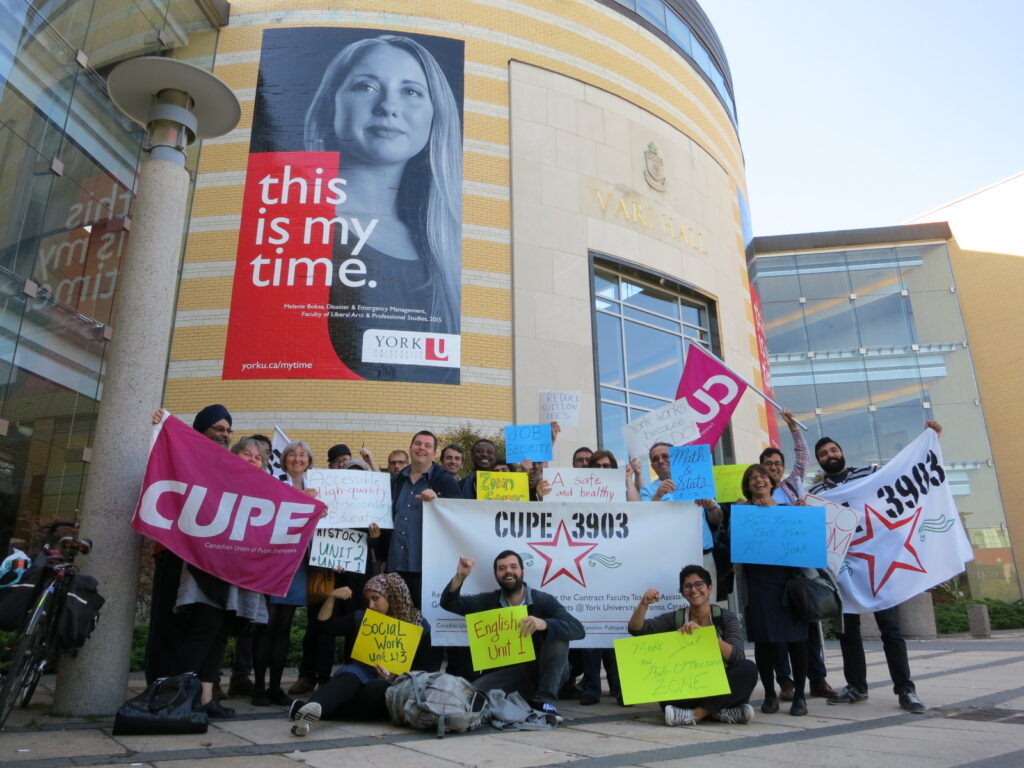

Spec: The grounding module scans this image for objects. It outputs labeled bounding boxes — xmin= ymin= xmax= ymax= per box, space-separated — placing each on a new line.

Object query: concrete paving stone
xmin=492 ymin=725 xmax=658 ymax=757
xmin=153 ymin=756 xmax=301 ymax=768
xmin=892 ymin=716 xmax=1024 ymax=738
xmin=111 ymin=726 xmax=251 ymax=753
xmin=712 ymin=742 xmax=945 ymax=768
xmin=819 ymin=729 xmax=1022 ymax=762
xmin=399 ymin=732 xmax=581 ymax=767
xmin=2 ymin=728 xmax=126 ymax=759
xmin=641 ymin=754 xmax=816 ymax=768
xmin=569 ymin=718 xmax=743 ymax=747
xmin=299 ymin=743 xmax=461 ymax=768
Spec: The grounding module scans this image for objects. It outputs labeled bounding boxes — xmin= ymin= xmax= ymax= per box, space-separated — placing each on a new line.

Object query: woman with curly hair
xmin=288 ymin=572 xmax=441 ymax=736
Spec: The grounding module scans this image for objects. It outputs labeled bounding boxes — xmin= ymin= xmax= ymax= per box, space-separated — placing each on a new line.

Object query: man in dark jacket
xmin=440 ymin=550 xmax=585 ymax=716
xmin=372 ymin=430 xmax=461 ymax=608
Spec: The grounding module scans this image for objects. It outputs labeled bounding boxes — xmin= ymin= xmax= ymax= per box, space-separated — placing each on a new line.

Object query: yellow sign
xmin=476 ymin=471 xmax=530 ymax=501
xmin=465 ymin=605 xmax=535 ymax=671
xmin=712 ymin=464 xmax=751 ymax=503
xmin=350 ymin=609 xmax=423 ymax=675
xmin=613 ymin=626 xmax=730 ymax=705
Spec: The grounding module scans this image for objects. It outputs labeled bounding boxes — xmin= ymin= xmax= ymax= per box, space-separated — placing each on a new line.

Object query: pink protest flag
xmin=131 ymin=415 xmax=325 ymax=596
xmin=674 ymin=342 xmax=748 ymax=448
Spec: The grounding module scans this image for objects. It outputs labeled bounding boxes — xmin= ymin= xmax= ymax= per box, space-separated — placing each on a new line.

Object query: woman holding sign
xmin=288 ymin=572 xmax=439 ymax=736
xmin=738 ymin=464 xmax=811 ymax=716
xmin=628 ymin=565 xmax=757 ymax=726
xmin=253 ymin=441 xmax=320 ymax=706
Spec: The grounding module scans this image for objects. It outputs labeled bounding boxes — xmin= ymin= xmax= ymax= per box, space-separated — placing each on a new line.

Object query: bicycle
xmin=0 ymin=520 xmax=94 ymax=728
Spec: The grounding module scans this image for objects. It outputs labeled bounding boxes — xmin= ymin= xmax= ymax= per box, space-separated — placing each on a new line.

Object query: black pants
xmin=838 ymin=608 xmax=914 ymax=695
xmin=144 ymin=550 xmax=184 ymax=685
xmin=663 ymin=658 xmax=757 ymax=716
xmin=254 ymin=603 xmax=296 ymax=693
xmin=177 ymin=603 xmax=228 ymax=683
xmin=310 ymin=672 xmax=390 ymax=720
xmin=775 ymin=623 xmax=827 ymax=685
xmin=756 ymin=641 xmax=808 ymax=699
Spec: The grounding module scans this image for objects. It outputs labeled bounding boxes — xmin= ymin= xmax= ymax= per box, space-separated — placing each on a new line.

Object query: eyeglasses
xmin=594 ymin=462 xmax=613 ymax=468
xmin=681 ymin=581 xmax=708 ymax=591
xmin=650 ymin=453 xmax=670 ymax=464
xmin=761 ymin=460 xmax=784 ymax=468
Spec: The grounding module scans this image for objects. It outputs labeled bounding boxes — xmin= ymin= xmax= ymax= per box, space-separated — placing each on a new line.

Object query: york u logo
xmin=685 ymin=375 xmax=740 ymax=423
xmin=425 ymin=337 xmax=449 ymax=361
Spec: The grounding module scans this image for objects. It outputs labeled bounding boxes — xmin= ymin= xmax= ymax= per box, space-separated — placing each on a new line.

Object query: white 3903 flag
xmin=816 ymin=429 xmax=974 ymax=613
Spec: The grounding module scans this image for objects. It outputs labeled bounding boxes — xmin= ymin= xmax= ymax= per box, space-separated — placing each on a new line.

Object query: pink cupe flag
xmin=131 ymin=415 xmax=324 ymax=596
xmin=675 ymin=343 xmax=748 ymax=448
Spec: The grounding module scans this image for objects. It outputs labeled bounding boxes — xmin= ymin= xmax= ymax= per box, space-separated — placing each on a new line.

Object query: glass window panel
xmin=599 ymin=402 xmax=628 ymax=463
xmin=907 ymin=289 xmax=964 ymax=345
xmin=0 ymin=59 xmax=66 ymax=161
xmin=609 ymin=0 xmax=636 ymax=10
xmin=622 ymin=280 xmax=679 ymax=318
xmin=39 ymin=0 xmax=97 ymax=52
xmin=771 ymin=383 xmax=816 ymax=425
xmin=815 ymin=409 xmax=880 ymax=467
xmin=854 ymin=293 xmax=914 ymax=347
xmin=629 ymin=393 xmax=671 ymax=410
xmin=623 ymin=305 xmax=679 ymax=332
xmin=873 ymin=406 xmax=926 ymax=459
xmin=624 ymin=320 xmax=683 ymax=396
xmin=803 ymin=299 xmax=859 ymax=350
xmin=665 ymin=12 xmax=693 ymax=56
xmin=761 ymin=300 xmax=808 ymax=353
xmin=601 ymin=386 xmax=625 ymax=403
xmin=810 ymin=356 xmax=869 ymax=411
xmin=797 ymin=252 xmax=850 ymax=299
xmin=635 ymin=0 xmax=666 ymax=30
xmin=751 ymin=255 xmax=800 ymax=302
xmin=596 ymin=311 xmax=624 ymax=387
xmin=692 ymin=40 xmax=712 ymax=77
xmin=681 ymin=303 xmax=705 ymax=326
xmin=594 ymin=271 xmax=618 ymax=301
xmin=845 ymin=248 xmax=904 ymax=295
xmin=867 ymin=376 xmax=923 ymax=409
xmin=899 ymin=243 xmax=954 ymax=292
xmin=84 ymin=0 xmax=165 ymax=70
xmin=163 ymin=0 xmax=218 ymax=72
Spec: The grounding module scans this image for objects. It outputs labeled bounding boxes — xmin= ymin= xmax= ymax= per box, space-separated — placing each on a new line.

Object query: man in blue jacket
xmin=440 ymin=551 xmax=585 ymax=717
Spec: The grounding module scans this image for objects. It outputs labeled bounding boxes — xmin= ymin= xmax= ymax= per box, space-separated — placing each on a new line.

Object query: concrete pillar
xmin=52 ymin=157 xmax=190 ymax=715
xmin=968 ymin=604 xmax=992 ymax=638
xmin=855 ymin=593 xmax=937 ymax=640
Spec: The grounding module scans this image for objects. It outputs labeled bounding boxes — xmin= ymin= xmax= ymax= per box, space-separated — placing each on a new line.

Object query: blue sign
xmin=668 ymin=444 xmax=715 ymax=501
xmin=504 ymin=423 xmax=553 ymax=463
xmin=730 ymin=505 xmax=827 ymax=568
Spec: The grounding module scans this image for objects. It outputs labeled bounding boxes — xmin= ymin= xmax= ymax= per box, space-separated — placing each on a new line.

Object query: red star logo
xmin=527 ymin=520 xmax=598 ymax=588
xmin=848 ymin=504 xmax=927 ymax=596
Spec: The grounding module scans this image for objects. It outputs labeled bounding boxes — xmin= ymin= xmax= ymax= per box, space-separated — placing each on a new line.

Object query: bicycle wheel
xmin=0 ymin=581 xmax=57 ymax=728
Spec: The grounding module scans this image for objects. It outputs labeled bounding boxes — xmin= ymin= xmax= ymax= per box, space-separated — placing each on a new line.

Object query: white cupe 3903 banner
xmin=422 ymin=499 xmax=702 ymax=647
xmin=817 ymin=429 xmax=975 ymax=613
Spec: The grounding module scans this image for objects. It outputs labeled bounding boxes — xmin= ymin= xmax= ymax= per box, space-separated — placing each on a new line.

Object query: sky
xmin=698 ymin=0 xmax=1024 ymax=237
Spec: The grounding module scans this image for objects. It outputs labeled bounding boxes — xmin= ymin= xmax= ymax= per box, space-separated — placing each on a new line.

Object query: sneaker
xmin=899 ymin=691 xmax=926 ymax=713
xmin=828 ymin=685 xmax=868 ymax=705
xmin=664 ymin=705 xmax=697 ymax=727
xmin=287 ymin=675 xmax=317 ymax=696
xmin=712 ymin=704 xmax=755 ymax=724
xmin=289 ymin=700 xmax=321 ymax=737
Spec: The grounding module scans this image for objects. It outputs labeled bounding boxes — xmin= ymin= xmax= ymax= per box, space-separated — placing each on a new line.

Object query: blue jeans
xmin=472 ymin=633 xmax=569 ymax=705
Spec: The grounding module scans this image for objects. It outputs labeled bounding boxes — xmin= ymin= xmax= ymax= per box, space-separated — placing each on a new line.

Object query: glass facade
xmin=0 ymin=1 xmax=217 ymax=552
xmin=590 ymin=256 xmax=731 ymax=464
xmin=750 ymin=242 xmax=1021 ymax=601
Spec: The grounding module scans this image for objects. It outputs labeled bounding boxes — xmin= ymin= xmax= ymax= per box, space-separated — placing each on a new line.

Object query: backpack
xmin=674 ymin=604 xmax=724 ymax=632
xmin=0 ymin=562 xmax=49 ymax=631
xmin=385 ymin=671 xmax=490 ymax=737
xmin=55 ymin=573 xmax=105 ymax=651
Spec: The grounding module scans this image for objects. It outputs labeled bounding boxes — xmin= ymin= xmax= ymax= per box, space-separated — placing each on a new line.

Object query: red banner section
xmin=749 ymin=284 xmax=780 ymax=446
xmin=224 ymin=151 xmax=362 ymax=379
xmin=131 ymin=416 xmax=324 ymax=596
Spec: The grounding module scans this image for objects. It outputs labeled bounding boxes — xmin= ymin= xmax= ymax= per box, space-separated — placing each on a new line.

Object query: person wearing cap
xmin=807 ymin=422 xmax=942 ymax=714
xmin=327 ymin=444 xmax=352 ymax=468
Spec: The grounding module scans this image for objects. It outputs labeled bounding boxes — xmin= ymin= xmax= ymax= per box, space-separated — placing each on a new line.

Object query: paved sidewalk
xmin=3 ymin=636 xmax=1024 ymax=768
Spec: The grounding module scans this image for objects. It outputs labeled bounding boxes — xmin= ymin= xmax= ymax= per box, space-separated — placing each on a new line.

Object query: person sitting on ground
xmin=628 ymin=564 xmax=758 ymax=726
xmin=439 ymin=551 xmax=585 ymax=717
xmin=288 ymin=573 xmax=440 ymax=736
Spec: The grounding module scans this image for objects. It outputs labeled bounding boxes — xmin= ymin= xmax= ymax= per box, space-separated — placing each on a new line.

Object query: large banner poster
xmin=422 ymin=499 xmax=703 ymax=648
xmin=816 ymin=430 xmax=974 ymax=613
xmin=224 ymin=28 xmax=465 ymax=384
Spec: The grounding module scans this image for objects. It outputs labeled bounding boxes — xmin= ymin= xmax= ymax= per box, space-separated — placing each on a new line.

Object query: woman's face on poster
xmin=333 ymin=45 xmax=434 ymax=166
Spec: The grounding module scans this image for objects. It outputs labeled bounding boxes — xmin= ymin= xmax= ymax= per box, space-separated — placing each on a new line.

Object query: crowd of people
xmin=143 ymin=402 xmax=936 ymax=735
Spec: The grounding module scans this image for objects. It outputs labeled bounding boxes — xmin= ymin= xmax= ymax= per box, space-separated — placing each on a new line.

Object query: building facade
xmin=1 ymin=0 xmax=767 ymax=554
xmin=750 ymin=224 xmax=1022 ymax=601
xmin=0 ymin=0 xmax=224 ymax=551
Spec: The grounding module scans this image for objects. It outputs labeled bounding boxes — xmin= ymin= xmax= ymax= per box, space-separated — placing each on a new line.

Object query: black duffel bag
xmin=785 ymin=567 xmax=843 ymax=623
xmin=113 ymin=673 xmax=208 ymax=735
xmin=0 ymin=563 xmax=50 ymax=631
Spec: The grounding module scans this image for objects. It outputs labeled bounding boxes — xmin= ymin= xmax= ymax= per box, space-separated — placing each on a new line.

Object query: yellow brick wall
xmin=172 ymin=0 xmax=745 ymax=458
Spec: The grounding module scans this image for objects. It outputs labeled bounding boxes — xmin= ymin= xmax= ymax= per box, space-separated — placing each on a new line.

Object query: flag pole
xmin=685 ymin=341 xmax=809 ymax=431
